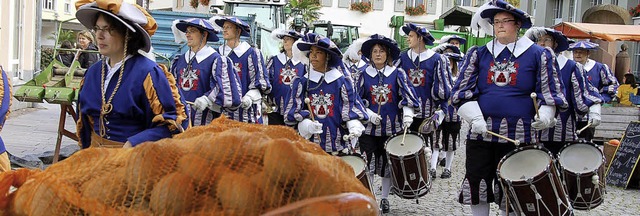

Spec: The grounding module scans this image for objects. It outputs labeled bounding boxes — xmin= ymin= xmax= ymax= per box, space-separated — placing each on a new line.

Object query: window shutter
xmin=373 ymin=0 xmax=384 ymax=10
xmin=427 ymin=0 xmax=436 ymax=14
xmin=395 ymin=0 xmax=406 ymax=12
xmin=322 ymin=0 xmax=332 ymax=7
xmin=338 ymin=0 xmax=350 ymax=8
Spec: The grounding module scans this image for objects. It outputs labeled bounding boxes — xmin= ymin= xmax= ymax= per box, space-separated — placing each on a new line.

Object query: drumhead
xmin=340 ymin=155 xmax=366 ymax=174
xmin=558 ymin=143 xmax=603 ymax=173
xmin=386 ymin=134 xmax=424 ymax=156
xmin=499 ymin=148 xmax=551 ymax=181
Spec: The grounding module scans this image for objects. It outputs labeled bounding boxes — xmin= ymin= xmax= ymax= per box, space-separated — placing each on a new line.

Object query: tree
xmin=507 ymin=0 xmax=520 ymax=8
xmin=289 ymin=0 xmax=323 ymax=24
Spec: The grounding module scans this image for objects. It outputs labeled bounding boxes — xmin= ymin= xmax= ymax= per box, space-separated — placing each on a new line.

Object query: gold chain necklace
xmin=99 ymin=32 xmax=128 ymax=137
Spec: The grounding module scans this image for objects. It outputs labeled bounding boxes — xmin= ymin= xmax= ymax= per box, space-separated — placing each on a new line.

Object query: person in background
xmin=356 ymin=34 xmax=420 ymax=213
xmin=76 ymin=30 xmax=100 ymax=69
xmin=75 ymin=0 xmax=188 ymax=148
xmin=617 ymin=72 xmax=638 ymax=106
xmin=266 ymin=29 xmax=305 ymax=125
xmin=171 ymin=18 xmax=241 ymax=126
xmin=215 ymin=16 xmax=271 ymax=124
xmin=396 ymin=22 xmax=450 ymax=179
xmin=452 ymin=1 xmax=567 ymax=215
xmin=57 ymin=41 xmax=75 ymax=67
xmin=525 ymin=27 xmax=603 ymax=155
xmin=343 ymin=38 xmax=368 ymax=82
xmin=0 ymin=65 xmax=12 ymax=172
xmin=569 ymin=41 xmax=618 ymax=141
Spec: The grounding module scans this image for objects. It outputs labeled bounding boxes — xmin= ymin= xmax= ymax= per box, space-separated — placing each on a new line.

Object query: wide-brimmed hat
xmin=568 ymin=41 xmax=599 ymax=51
xmin=431 ymin=43 xmax=461 ymax=55
xmin=472 ymin=0 xmax=532 ymax=36
xmin=272 ymin=29 xmax=303 ymax=40
xmin=524 ymin=27 xmax=569 ymax=53
xmin=343 ymin=37 xmax=367 ymax=62
xmin=361 ymin=34 xmax=401 ymax=61
xmin=401 ymin=23 xmax=435 ymax=46
xmin=214 ymin=16 xmax=250 ymax=37
xmin=440 ymin=35 xmax=467 ymax=45
xmin=444 ymin=53 xmax=463 ymax=62
xmin=75 ymin=0 xmax=157 ymax=52
xmin=295 ymin=33 xmax=343 ymax=68
xmin=176 ymin=18 xmax=219 ymax=42
xmin=480 ymin=0 xmax=532 ymax=28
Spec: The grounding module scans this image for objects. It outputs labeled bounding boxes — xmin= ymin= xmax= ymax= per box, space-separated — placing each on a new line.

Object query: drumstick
xmin=186 ymin=101 xmax=195 ymax=106
xmin=304 ymin=98 xmax=315 ymax=121
xmin=576 ymin=123 xmax=592 ymax=134
xmin=401 ymin=125 xmax=409 ymax=145
xmin=486 ymin=131 xmax=520 ymax=146
xmin=530 ymin=92 xmax=540 ymax=119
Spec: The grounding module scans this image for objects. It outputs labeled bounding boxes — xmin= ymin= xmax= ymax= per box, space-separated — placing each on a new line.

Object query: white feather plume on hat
xmin=171 ymin=19 xmax=187 ymax=44
xmin=431 ymin=43 xmax=451 ymax=53
xmin=524 ymin=27 xmax=547 ymax=42
xmin=270 ymin=28 xmax=287 ymax=42
xmin=292 ymin=40 xmax=309 ymax=65
xmin=471 ymin=2 xmax=497 ymax=36
xmin=207 ymin=15 xmax=224 ymax=32
xmin=343 ymin=38 xmax=367 ymax=62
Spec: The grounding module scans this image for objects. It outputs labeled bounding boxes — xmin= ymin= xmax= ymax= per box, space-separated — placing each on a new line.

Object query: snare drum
xmin=497 ymin=145 xmax=572 ymax=216
xmin=385 ymin=132 xmax=431 ymax=199
xmin=557 ymin=142 xmax=605 ymax=210
xmin=340 ymin=154 xmax=375 ymax=197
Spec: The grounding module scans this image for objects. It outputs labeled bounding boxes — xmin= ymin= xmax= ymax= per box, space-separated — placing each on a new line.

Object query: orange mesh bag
xmin=0 ymin=116 xmax=377 ymax=215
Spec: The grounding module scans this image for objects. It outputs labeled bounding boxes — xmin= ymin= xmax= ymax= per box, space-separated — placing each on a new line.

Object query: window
xmin=176 ymin=0 xmax=184 ymax=9
xmin=64 ymin=0 xmax=71 ymax=13
xmin=43 ymin=0 xmax=56 ymax=10
xmin=351 ymin=0 xmax=370 ymax=3
xmin=554 ymin=0 xmax=563 ymax=19
xmin=321 ymin=0 xmax=332 ymax=7
xmin=457 ymin=0 xmax=472 ymax=6
xmin=612 ymin=0 xmax=618 ymax=5
xmin=12 ymin=0 xmax=23 ymax=79
xmin=395 ymin=0 xmax=406 ymax=12
xmin=407 ymin=0 xmax=424 ymax=7
xmin=590 ymin=0 xmax=602 ymax=6
xmin=568 ymin=0 xmax=575 ymax=22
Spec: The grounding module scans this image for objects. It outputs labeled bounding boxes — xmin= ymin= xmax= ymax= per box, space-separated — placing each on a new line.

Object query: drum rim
xmin=557 ymin=142 xmax=605 ymax=174
xmin=384 ymin=130 xmax=428 ymax=151
xmin=496 ymin=144 xmax=554 ymax=181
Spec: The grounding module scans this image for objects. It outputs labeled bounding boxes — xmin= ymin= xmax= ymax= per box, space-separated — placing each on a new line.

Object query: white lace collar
xmin=486 ymin=36 xmax=535 ymax=59
xmin=407 ymin=49 xmax=435 ymax=62
xmin=305 ymin=67 xmax=343 ymax=84
xmin=365 ymin=65 xmax=395 ymax=78
xmin=583 ymin=59 xmax=596 ymax=72
xmin=276 ymin=52 xmax=300 ymax=65
xmin=184 ymin=46 xmax=215 ymax=64
xmin=219 ymin=41 xmax=251 ymax=57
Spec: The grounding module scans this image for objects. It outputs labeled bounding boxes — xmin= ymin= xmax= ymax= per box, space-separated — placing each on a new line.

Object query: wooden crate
xmin=594 ymin=106 xmax=640 ymax=142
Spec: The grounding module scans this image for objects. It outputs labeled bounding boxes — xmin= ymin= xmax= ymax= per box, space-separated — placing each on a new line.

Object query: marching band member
xmin=525 ymin=27 xmax=603 ymax=155
xmin=440 ymin=34 xmax=467 ymax=56
xmin=215 ymin=16 xmax=271 ymax=124
xmin=431 ymin=43 xmax=464 ymax=179
xmin=356 ymin=34 xmax=420 ymax=213
xmin=452 ymin=1 xmax=567 ymax=215
xmin=569 ymin=40 xmax=618 ymax=142
xmin=284 ymin=33 xmax=367 ymax=154
xmin=171 ymin=18 xmax=242 ymax=126
xmin=75 ymin=0 xmax=189 ymax=148
xmin=266 ymin=29 xmax=305 ymax=125
xmin=396 ymin=22 xmax=450 ymax=179
xmin=0 ymin=65 xmax=11 ymax=172
xmin=343 ymin=38 xmax=369 ymax=82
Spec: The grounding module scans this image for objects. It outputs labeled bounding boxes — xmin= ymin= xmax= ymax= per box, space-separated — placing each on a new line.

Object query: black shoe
xmin=380 ymin=198 xmax=390 ymax=213
xmin=429 ymin=168 xmax=437 ymax=179
xmin=439 ymin=158 xmax=446 ymax=167
xmin=441 ymin=169 xmax=451 ymax=179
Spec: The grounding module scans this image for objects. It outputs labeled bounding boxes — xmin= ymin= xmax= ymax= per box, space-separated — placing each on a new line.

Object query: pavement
xmin=2 ymin=103 xmax=639 ymax=215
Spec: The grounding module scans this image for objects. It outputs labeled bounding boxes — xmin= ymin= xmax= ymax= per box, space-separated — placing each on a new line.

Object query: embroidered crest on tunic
xmin=179 ymin=68 xmax=200 ymax=91
xmin=309 ymin=90 xmax=334 ymax=119
xmin=234 ymin=62 xmax=243 ymax=78
xmin=408 ymin=68 xmax=425 ymax=87
xmin=488 ymin=60 xmax=518 ymax=86
xmin=279 ymin=66 xmax=297 ymax=85
xmin=370 ymin=84 xmax=392 ymax=106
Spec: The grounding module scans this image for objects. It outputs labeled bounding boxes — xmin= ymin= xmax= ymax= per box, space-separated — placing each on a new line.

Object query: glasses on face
xmin=493 ymin=19 xmax=516 ymax=26
xmin=92 ymin=26 xmax=116 ymax=36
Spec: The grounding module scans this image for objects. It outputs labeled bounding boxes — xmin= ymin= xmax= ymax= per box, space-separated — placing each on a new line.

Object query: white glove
xmin=366 ymin=108 xmax=382 ymax=125
xmin=241 ymin=89 xmax=262 ymax=109
xmin=193 ymin=96 xmax=214 ymax=112
xmin=434 ymin=110 xmax=445 ymax=125
xmin=531 ymin=105 xmax=556 ymax=130
xmin=458 ymin=101 xmax=487 ymax=135
xmin=402 ymin=106 xmax=415 ymax=127
xmin=298 ymin=119 xmax=323 ymax=139
xmin=347 ymin=119 xmax=365 ymax=138
xmin=588 ymin=104 xmax=601 ymax=127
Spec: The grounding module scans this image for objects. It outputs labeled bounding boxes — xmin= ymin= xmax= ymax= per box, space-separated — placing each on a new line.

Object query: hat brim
xmin=215 ymin=19 xmax=250 ymax=37
xmin=481 ymin=8 xmax=532 ymax=29
xmin=448 ymin=38 xmax=467 ymax=45
xmin=176 ymin=22 xmax=219 ymax=42
xmin=548 ymin=33 xmax=569 ymax=53
xmin=76 ymin=7 xmax=151 ymax=52
xmin=297 ymin=43 xmax=343 ymax=67
xmin=361 ymin=39 xmax=401 ymax=61
xmin=401 ymin=26 xmax=434 ymax=46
